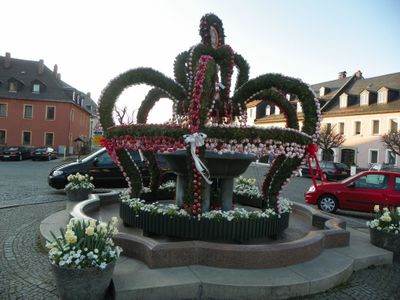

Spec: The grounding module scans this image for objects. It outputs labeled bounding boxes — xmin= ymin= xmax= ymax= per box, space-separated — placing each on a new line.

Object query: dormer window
xmin=378 ymin=87 xmax=389 ymax=104
xmin=265 ymin=105 xmax=271 ymax=116
xmin=32 ymin=84 xmax=40 ymax=93
xmin=319 ymin=86 xmax=330 ymax=97
xmin=8 ymin=81 xmax=17 ymax=92
xmin=339 ymin=93 xmax=348 ymax=108
xmin=360 ymin=90 xmax=370 ymax=106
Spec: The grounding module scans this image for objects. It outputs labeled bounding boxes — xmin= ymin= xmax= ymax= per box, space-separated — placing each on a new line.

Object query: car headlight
xmin=307 ymin=185 xmax=316 ymax=193
xmin=52 ymin=170 xmax=64 ymax=176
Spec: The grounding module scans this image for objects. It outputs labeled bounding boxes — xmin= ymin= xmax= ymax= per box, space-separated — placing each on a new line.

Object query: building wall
xmin=0 ymin=97 xmax=90 ymax=153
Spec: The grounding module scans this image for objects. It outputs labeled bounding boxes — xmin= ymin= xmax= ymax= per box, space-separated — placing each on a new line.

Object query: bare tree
xmin=318 ymin=124 xmax=345 ymax=161
xmin=382 ymin=131 xmax=400 ymax=156
xmin=113 ymin=105 xmax=136 ymax=125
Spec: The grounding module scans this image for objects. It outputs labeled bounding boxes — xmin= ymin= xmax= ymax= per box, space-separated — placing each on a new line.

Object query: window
xmin=395 ymin=177 xmax=400 ymax=191
xmin=0 ymin=103 xmax=7 ymax=117
xmin=265 ymin=105 xmax=271 ymax=116
xmin=369 ymin=149 xmax=378 ymax=164
xmin=23 ymin=105 xmax=33 ymax=119
xmin=360 ymin=91 xmax=369 ymax=106
xmin=249 ymin=108 xmax=253 ymax=118
xmin=354 ymin=121 xmax=361 ymax=135
xmin=390 ymin=119 xmax=398 ymax=132
xmin=354 ymin=174 xmax=389 ymax=190
xmin=386 ymin=150 xmax=396 ymax=165
xmin=339 ymin=94 xmax=348 ymax=108
xmin=275 ymin=106 xmax=280 ymax=115
xmin=296 ymin=102 xmax=302 ymax=113
xmin=0 ymin=129 xmax=6 ymax=144
xmin=22 ymin=131 xmax=31 ymax=146
xmin=326 ymin=123 xmax=332 ymax=132
xmin=339 ymin=122 xmax=345 ymax=135
xmin=378 ymin=89 xmax=388 ymax=104
xmin=8 ymin=81 xmax=17 ymax=92
xmin=32 ymin=84 xmax=40 ymax=93
xmin=45 ymin=132 xmax=54 ymax=147
xmin=46 ymin=106 xmax=55 ymax=121
xmin=372 ymin=120 xmax=380 ymax=135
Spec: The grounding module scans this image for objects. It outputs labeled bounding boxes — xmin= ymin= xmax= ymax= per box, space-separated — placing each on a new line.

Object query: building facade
xmin=0 ymin=53 xmax=97 ymax=154
xmin=247 ymin=71 xmax=400 ymax=169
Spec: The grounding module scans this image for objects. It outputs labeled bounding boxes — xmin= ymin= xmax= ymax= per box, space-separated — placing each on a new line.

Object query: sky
xmin=2 ymin=0 xmax=400 ymax=123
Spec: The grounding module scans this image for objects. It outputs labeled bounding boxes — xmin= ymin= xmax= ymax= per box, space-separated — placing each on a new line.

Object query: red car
xmin=305 ymin=170 xmax=400 ymax=213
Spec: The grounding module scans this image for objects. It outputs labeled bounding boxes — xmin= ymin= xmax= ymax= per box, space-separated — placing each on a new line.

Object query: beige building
xmin=247 ymin=71 xmax=400 ymax=169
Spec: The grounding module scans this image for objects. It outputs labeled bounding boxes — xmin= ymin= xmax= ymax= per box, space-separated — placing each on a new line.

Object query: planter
xmin=370 ymin=228 xmax=400 ymax=258
xmin=234 ymin=194 xmax=263 ymax=208
xmin=120 ymin=202 xmax=290 ymax=242
xmin=51 ymin=260 xmax=116 ymax=300
xmin=140 ymin=190 xmax=175 ymax=202
xmin=66 ymin=189 xmax=91 ymax=202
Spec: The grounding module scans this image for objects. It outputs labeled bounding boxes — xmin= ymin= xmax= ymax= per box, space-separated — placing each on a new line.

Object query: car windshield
xmin=340 ymin=172 xmax=363 ymax=183
xmin=81 ymin=148 xmax=107 ymax=162
xmin=7 ymin=147 xmax=18 ymax=151
xmin=35 ymin=147 xmax=47 ymax=151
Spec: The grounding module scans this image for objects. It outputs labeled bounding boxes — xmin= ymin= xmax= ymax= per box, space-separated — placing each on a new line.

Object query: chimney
xmin=355 ymin=70 xmax=363 ymax=79
xmin=53 ymin=64 xmax=58 ymax=75
xmin=56 ymin=73 xmax=61 ymax=80
xmin=4 ymin=52 xmax=11 ymax=68
xmin=86 ymin=92 xmax=91 ymax=98
xmin=38 ymin=59 xmax=44 ymax=75
xmin=338 ymin=71 xmax=347 ymax=79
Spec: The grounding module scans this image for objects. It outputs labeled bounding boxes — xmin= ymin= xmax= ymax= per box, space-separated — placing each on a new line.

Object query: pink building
xmin=0 ymin=53 xmax=97 ymax=154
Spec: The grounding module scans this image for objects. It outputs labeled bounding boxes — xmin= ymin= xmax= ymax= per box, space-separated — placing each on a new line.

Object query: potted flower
xmin=46 ymin=217 xmax=122 ymax=300
xmin=233 ymin=176 xmax=263 ymax=208
xmin=65 ymin=172 xmax=95 ymax=202
xmin=367 ymin=205 xmax=400 ymax=258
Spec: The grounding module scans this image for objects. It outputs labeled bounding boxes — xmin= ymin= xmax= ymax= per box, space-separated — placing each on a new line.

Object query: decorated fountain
xmin=98 ymin=13 xmax=321 ymax=242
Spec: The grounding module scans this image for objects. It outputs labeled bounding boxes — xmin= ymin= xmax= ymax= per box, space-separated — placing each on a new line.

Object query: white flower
xmin=374 ymin=205 xmax=380 ymax=213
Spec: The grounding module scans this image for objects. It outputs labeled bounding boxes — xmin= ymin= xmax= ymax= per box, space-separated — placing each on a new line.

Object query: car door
xmin=385 ymin=175 xmax=400 ymax=207
xmin=340 ymin=173 xmax=390 ymax=212
xmin=87 ymin=151 xmax=124 ymax=187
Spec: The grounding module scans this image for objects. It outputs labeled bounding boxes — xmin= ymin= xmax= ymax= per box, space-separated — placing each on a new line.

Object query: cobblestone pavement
xmin=1 ymin=161 xmax=400 ymax=299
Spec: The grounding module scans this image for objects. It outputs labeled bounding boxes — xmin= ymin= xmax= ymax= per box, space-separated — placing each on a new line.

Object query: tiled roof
xmin=246 ymin=100 xmax=262 ymax=108
xmin=0 ymin=55 xmax=96 ymax=115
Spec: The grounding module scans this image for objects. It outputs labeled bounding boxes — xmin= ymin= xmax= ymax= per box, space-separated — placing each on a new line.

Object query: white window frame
xmin=385 ymin=149 xmax=397 ymax=166
xmin=339 ymin=93 xmax=348 ymax=108
xmin=368 ymin=149 xmax=379 ymax=164
xmin=371 ymin=119 xmax=380 ymax=135
xmin=275 ymin=106 xmax=280 ymax=115
xmin=360 ymin=90 xmax=369 ymax=106
xmin=44 ymin=132 xmax=54 ymax=147
xmin=389 ymin=118 xmax=399 ymax=133
xmin=8 ymin=81 xmax=17 ymax=93
xmin=21 ymin=130 xmax=32 ymax=146
xmin=46 ymin=105 xmax=56 ymax=121
xmin=0 ymin=103 xmax=8 ymax=118
xmin=338 ymin=121 xmax=345 ymax=135
xmin=32 ymin=83 xmax=40 ymax=93
xmin=0 ymin=129 xmax=6 ymax=145
xmin=378 ymin=87 xmax=388 ymax=104
xmin=23 ymin=104 xmax=33 ymax=119
xmin=354 ymin=120 xmax=362 ymax=135
xmin=265 ymin=105 xmax=271 ymax=116
xmin=296 ymin=102 xmax=302 ymax=113
xmin=319 ymin=87 xmax=326 ymax=97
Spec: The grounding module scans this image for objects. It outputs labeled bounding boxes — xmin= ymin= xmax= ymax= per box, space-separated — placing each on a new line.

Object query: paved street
xmin=0 ymin=159 xmax=399 ymax=299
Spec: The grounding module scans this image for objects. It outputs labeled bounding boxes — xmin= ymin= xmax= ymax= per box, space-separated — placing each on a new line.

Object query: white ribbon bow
xmin=184 ymin=132 xmax=212 ymax=185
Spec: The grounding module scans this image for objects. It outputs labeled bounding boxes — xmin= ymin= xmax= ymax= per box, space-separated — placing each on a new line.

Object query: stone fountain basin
xmin=161 ymin=150 xmax=256 ymax=178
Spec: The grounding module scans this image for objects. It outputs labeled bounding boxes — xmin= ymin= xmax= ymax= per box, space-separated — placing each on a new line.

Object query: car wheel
xmin=318 ymin=195 xmax=338 ymax=213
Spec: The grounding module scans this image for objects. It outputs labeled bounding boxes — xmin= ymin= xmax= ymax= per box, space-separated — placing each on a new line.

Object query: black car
xmin=32 ymin=147 xmax=58 ymax=161
xmin=1 ymin=146 xmax=32 ymax=161
xmin=48 ymin=148 xmax=176 ymax=189
xmin=301 ymin=160 xmax=350 ymax=181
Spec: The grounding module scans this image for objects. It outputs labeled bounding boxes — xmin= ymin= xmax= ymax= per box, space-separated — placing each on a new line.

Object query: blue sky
xmin=3 ymin=0 xmax=399 ymax=122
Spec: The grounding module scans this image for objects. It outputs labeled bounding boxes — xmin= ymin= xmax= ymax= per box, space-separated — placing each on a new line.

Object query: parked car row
xmin=301 ymin=160 xmax=350 ymax=181
xmin=48 ymin=147 xmax=177 ymax=189
xmin=0 ymin=146 xmax=58 ymax=161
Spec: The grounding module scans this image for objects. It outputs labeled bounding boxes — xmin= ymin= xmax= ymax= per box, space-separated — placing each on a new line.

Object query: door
xmin=340 ymin=173 xmax=389 ymax=212
xmin=341 ymin=149 xmax=355 ymax=166
xmin=87 ymin=151 xmax=124 ymax=187
xmin=385 ymin=175 xmax=400 ymax=207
